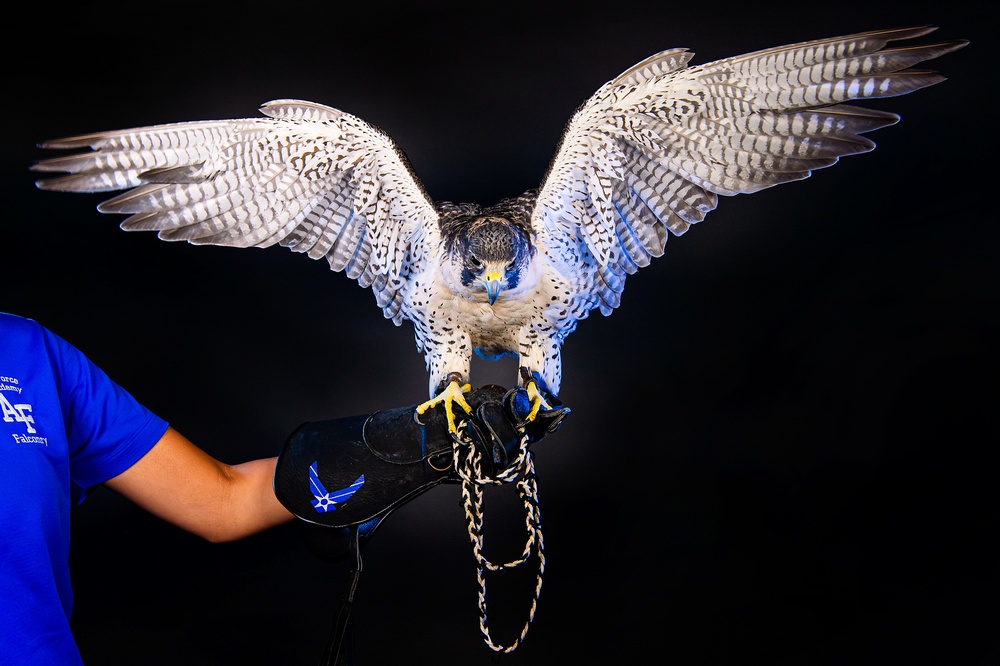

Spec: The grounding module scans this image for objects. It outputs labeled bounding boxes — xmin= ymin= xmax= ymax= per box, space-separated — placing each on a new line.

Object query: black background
xmin=4 ymin=2 xmax=996 ymax=664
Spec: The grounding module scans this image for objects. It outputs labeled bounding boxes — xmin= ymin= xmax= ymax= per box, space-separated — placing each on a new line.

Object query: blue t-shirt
xmin=0 ymin=313 xmax=169 ymax=665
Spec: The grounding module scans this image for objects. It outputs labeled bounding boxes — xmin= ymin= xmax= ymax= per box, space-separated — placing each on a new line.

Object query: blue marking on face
xmin=457 ymin=220 xmax=531 ymax=297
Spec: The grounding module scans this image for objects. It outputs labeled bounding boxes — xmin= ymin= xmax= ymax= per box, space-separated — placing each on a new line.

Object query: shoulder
xmin=0 ymin=311 xmax=44 ymax=338
xmin=0 ymin=313 xmax=115 ymax=412
xmin=0 ymin=313 xmax=58 ymax=363
xmin=0 ymin=313 xmax=84 ymax=368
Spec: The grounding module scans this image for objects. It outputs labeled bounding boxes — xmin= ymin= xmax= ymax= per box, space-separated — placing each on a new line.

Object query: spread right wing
xmin=32 ymin=99 xmax=442 ymax=325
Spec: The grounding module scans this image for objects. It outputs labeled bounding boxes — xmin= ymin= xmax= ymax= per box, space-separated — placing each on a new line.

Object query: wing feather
xmin=32 ymin=99 xmax=440 ymax=323
xmin=531 ymin=26 xmax=966 ymax=326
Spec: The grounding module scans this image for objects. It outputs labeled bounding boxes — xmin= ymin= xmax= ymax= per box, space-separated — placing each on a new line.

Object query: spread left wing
xmin=32 ymin=99 xmax=441 ymax=325
xmin=530 ymin=26 xmax=967 ymax=321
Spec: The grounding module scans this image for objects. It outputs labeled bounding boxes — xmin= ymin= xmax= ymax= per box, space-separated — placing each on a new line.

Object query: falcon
xmin=32 ymin=26 xmax=966 ymax=432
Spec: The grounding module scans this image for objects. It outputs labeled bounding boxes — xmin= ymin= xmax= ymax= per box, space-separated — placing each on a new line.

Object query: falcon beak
xmin=482 ymin=271 xmax=502 ymax=305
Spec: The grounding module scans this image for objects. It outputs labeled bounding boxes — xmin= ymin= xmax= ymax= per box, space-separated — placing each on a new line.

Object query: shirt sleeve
xmin=42 ymin=328 xmax=170 ymax=503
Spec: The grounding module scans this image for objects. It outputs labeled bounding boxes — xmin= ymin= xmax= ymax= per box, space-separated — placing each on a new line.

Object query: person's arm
xmin=103 ymin=426 xmax=294 ymax=542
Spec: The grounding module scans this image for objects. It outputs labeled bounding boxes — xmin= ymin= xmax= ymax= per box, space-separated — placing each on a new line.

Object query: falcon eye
xmin=469 ymin=257 xmax=483 ymax=271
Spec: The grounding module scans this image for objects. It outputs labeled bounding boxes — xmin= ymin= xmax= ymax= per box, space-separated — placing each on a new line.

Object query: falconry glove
xmin=273 ymin=386 xmax=569 ymax=664
xmin=273 ymin=384 xmax=566 ymax=546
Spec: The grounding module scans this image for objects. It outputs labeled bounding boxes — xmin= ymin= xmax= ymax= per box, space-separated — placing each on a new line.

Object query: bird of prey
xmin=32 ymin=26 xmax=966 ymax=432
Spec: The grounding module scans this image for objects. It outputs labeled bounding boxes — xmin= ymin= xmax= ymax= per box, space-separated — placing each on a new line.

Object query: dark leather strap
xmin=321 ymin=526 xmax=361 ymax=666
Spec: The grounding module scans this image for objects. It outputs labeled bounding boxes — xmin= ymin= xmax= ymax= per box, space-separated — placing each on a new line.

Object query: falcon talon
xmin=524 ymin=381 xmax=552 ymax=423
xmin=415 ymin=379 xmax=474 ymax=434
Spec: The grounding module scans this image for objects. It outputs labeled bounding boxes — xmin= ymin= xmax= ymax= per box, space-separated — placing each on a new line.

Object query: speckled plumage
xmin=32 ymin=26 xmax=966 ymax=407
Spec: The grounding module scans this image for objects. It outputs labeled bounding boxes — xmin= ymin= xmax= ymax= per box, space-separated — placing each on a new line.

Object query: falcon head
xmin=446 ymin=216 xmax=533 ymax=305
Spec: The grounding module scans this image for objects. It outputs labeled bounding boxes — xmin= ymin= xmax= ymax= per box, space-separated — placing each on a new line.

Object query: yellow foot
xmin=518 ymin=367 xmax=554 ymax=423
xmin=524 ymin=379 xmax=553 ymax=423
xmin=414 ymin=374 xmax=473 ymax=434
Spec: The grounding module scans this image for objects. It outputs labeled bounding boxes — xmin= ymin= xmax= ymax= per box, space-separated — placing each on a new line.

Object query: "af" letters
xmin=1 ymin=391 xmax=36 ymax=434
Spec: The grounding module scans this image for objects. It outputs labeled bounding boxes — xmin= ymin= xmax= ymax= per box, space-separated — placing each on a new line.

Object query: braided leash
xmin=451 ymin=421 xmax=545 ymax=653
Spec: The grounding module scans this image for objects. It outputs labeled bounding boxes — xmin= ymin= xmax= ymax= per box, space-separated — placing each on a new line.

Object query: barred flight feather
xmin=613 ymin=49 xmax=695 ymax=88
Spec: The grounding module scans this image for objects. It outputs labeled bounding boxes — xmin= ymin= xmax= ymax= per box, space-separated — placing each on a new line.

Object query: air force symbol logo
xmin=309 ymin=461 xmax=364 ymax=513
